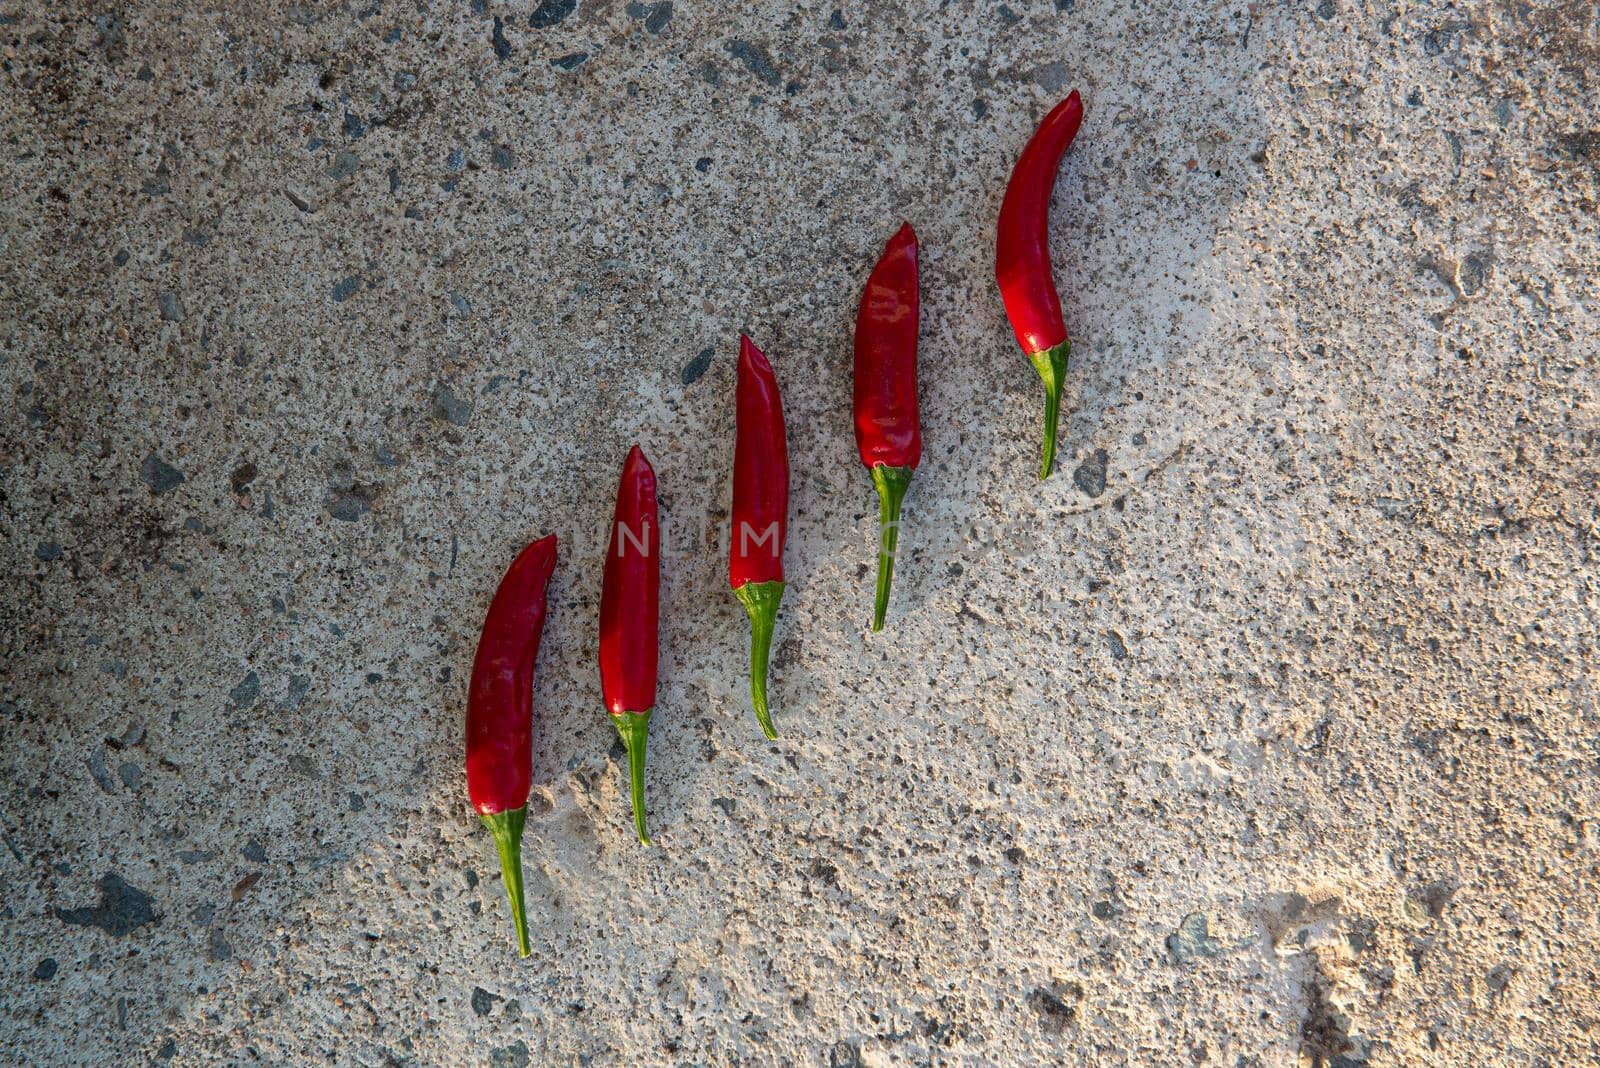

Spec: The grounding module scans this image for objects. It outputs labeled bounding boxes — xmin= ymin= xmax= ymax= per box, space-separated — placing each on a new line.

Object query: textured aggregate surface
xmin=3 ymin=1 xmax=1598 ymax=1065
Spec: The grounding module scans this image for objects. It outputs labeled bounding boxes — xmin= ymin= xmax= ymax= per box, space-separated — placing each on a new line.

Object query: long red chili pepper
xmin=599 ymin=444 xmax=658 ymax=845
xmin=729 ymin=334 xmax=788 ymax=738
xmin=465 ymin=533 xmax=557 ymax=957
xmin=853 ymin=222 xmax=921 ymax=631
xmin=996 ymin=89 xmax=1085 ymax=479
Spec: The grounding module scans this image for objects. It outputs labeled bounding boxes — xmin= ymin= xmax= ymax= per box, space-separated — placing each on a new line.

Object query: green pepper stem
xmin=479 ymin=807 xmax=531 ymax=957
xmin=869 ymin=464 xmax=914 ymax=631
xmin=733 ymin=580 xmax=785 ymax=739
xmin=1030 ymin=339 xmax=1071 ymax=480
xmin=612 ymin=710 xmax=652 ymax=845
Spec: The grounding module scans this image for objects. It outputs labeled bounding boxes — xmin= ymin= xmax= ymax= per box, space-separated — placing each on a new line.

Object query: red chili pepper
xmin=729 ymin=334 xmax=788 ymax=738
xmin=853 ymin=222 xmax=921 ymax=631
xmin=996 ymin=89 xmax=1085 ymax=479
xmin=599 ymin=444 xmax=658 ymax=845
xmin=465 ymin=533 xmax=557 ymax=957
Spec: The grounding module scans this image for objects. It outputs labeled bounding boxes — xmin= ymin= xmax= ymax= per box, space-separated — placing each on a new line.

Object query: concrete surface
xmin=2 ymin=1 xmax=1597 ymax=1064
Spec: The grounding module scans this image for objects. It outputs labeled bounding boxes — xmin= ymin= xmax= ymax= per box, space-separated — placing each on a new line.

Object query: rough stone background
xmin=2 ymin=0 xmax=1597 ymax=1065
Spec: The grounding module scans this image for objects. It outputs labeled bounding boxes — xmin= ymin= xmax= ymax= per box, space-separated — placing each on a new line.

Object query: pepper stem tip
xmin=869 ymin=465 xmax=914 ymax=631
xmin=479 ymin=807 xmax=531 ymax=957
xmin=733 ymin=580 xmax=784 ymax=739
xmin=612 ymin=711 xmax=652 ymax=845
xmin=1030 ymin=340 xmax=1071 ymax=480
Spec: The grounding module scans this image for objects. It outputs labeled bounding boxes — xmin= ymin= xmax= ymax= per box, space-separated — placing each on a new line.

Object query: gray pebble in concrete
xmin=724 ymin=40 xmax=782 ymax=87
xmin=1073 ymin=448 xmax=1108 ymax=497
xmin=139 ymin=454 xmax=185 ymax=494
xmin=828 ymin=1041 xmax=863 ymax=1068
xmin=1167 ymin=913 xmax=1224 ymax=963
xmin=54 ymin=874 xmax=157 ymax=937
xmin=1459 ymin=253 xmax=1490 ymax=297
xmin=528 ymin=0 xmax=576 ymax=29
xmin=327 ymin=151 xmax=359 ymax=179
xmin=471 ymin=986 xmax=501 ymax=1016
xmin=627 ymin=1 xmax=673 ymax=34
xmin=86 ymin=751 xmax=115 ymax=793
xmin=490 ymin=1042 xmax=530 ymax=1068
xmin=681 ymin=346 xmax=714 ymax=385
xmin=1027 ymin=983 xmax=1083 ymax=1035
xmin=228 ymin=671 xmax=260 ymax=710
xmin=283 ymin=674 xmax=312 ymax=710
xmin=432 ymin=383 xmax=473 ymax=426
xmin=208 ymin=927 xmax=232 ymax=962
xmin=1032 ymin=61 xmax=1070 ymax=93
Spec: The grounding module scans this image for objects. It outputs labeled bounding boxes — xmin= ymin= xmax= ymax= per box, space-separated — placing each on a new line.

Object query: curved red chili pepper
xmin=599 ymin=444 xmax=658 ymax=845
xmin=465 ymin=533 xmax=557 ymax=957
xmin=853 ymin=222 xmax=921 ymax=631
xmin=995 ymin=89 xmax=1085 ymax=479
xmin=729 ymin=334 xmax=788 ymax=739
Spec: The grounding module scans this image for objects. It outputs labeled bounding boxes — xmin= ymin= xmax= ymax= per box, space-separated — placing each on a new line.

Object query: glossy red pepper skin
xmin=729 ymin=335 xmax=788 ymax=738
xmin=995 ymin=89 xmax=1085 ymax=479
xmin=854 ymin=223 xmax=922 ymax=471
xmin=465 ymin=533 xmax=557 ymax=958
xmin=599 ymin=445 xmax=658 ymax=844
xmin=853 ymin=223 xmax=921 ymax=631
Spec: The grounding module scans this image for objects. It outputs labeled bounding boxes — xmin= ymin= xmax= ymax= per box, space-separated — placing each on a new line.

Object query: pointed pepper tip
xmin=738 ymin=333 xmax=771 ymax=374
xmin=622 ymin=443 xmax=655 ymax=479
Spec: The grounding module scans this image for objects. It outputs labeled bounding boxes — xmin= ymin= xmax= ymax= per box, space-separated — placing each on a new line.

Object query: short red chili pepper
xmin=996 ymin=89 xmax=1085 ymax=479
xmin=599 ymin=444 xmax=658 ymax=845
xmin=729 ymin=334 xmax=789 ymax=739
xmin=465 ymin=533 xmax=557 ymax=957
xmin=853 ymin=222 xmax=921 ymax=631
